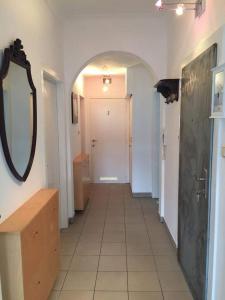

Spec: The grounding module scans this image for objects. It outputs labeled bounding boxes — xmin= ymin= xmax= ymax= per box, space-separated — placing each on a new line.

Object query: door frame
xmin=42 ymin=70 xmax=68 ymax=228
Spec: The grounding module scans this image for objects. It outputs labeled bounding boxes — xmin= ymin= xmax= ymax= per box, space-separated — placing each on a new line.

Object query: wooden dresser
xmin=0 ymin=189 xmax=60 ymax=300
xmin=73 ymin=154 xmax=90 ymax=211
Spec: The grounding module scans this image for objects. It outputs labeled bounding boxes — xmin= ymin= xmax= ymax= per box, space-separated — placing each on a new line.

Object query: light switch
xmin=222 ymin=146 xmax=225 ymax=158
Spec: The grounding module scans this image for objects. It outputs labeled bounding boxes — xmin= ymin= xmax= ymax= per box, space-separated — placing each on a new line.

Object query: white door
xmin=90 ymin=98 xmax=129 ymax=183
xmin=44 ymin=79 xmax=60 ymax=189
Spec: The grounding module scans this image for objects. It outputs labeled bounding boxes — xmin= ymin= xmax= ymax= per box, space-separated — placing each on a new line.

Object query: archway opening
xmin=69 ymin=51 xmax=160 ymax=212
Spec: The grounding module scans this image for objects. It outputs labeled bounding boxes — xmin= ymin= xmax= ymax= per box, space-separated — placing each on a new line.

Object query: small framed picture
xmin=211 ymin=64 xmax=225 ymax=118
xmin=71 ymin=92 xmax=78 ymax=124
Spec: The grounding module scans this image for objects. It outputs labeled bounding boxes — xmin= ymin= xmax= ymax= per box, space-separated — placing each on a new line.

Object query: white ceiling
xmin=46 ymin=0 xmax=160 ymax=18
xmin=81 ymin=52 xmax=142 ymax=75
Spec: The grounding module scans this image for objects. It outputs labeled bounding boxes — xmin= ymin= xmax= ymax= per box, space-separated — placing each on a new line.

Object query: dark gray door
xmin=178 ymin=44 xmax=217 ymax=300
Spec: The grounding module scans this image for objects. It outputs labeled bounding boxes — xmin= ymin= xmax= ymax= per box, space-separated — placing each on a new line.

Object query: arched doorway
xmin=65 ymin=51 xmax=161 ymax=220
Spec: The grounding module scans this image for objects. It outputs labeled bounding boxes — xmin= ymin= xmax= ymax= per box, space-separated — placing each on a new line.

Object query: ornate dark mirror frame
xmin=0 ymin=39 xmax=37 ymax=182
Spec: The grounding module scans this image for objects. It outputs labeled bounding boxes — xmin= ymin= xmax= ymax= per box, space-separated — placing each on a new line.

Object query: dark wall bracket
xmin=154 ymin=79 xmax=180 ymax=104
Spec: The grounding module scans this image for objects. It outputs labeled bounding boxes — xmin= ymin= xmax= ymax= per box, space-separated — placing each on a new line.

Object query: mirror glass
xmin=213 ymin=70 xmax=224 ymax=113
xmin=2 ymin=62 xmax=33 ymax=176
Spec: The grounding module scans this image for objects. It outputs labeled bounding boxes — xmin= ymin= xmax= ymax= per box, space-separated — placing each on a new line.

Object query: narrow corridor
xmin=50 ymin=184 xmax=193 ymax=300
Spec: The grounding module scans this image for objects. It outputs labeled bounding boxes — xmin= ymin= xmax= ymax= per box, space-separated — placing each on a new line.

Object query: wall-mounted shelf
xmin=154 ymin=79 xmax=179 ymax=104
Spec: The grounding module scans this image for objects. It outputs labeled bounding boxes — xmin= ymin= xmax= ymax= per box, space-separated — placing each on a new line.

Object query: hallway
xmin=51 ymin=184 xmax=192 ymax=300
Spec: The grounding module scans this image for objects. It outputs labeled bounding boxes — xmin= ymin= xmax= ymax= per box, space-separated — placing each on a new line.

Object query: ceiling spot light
xmin=176 ymin=4 xmax=184 ymax=15
xmin=103 ymin=77 xmax=112 ymax=85
xmin=155 ymin=0 xmax=204 ymax=16
xmin=102 ymin=75 xmax=112 ymax=92
xmin=155 ymin=0 xmax=163 ymax=8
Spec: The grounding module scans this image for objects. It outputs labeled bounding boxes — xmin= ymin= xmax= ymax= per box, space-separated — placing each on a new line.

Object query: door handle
xmin=92 ymin=139 xmax=97 ymax=143
xmin=196 ymin=177 xmax=207 ymax=182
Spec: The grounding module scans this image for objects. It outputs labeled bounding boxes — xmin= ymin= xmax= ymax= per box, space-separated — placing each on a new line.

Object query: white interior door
xmin=90 ymin=98 xmax=129 ymax=183
xmin=44 ymin=79 xmax=60 ymax=189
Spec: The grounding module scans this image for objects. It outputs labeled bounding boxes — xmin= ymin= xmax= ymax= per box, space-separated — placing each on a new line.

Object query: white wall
xmin=164 ymin=0 xmax=225 ymax=297
xmin=127 ymin=64 xmax=160 ymax=195
xmin=63 ymin=15 xmax=168 ymax=217
xmin=0 ymin=0 xmax=64 ymax=223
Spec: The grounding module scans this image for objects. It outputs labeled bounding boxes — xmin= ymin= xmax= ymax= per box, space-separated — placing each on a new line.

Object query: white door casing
xmin=43 ymin=71 xmax=68 ymax=228
xmin=44 ymin=80 xmax=60 ymax=189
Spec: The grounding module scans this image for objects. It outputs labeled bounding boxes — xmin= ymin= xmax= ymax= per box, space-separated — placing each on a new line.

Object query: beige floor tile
xmin=59 ymin=291 xmax=94 ymax=300
xmin=127 ymin=256 xmax=155 ymax=271
xmin=56 ymin=185 xmax=192 ymax=299
xmin=60 ymin=233 xmax=80 ymax=243
xmin=94 ymin=291 xmax=128 ymax=300
xmin=70 ymin=255 xmax=99 ymax=271
xmin=158 ymin=272 xmax=189 ymax=291
xmin=99 ymin=255 xmax=126 ymax=271
xmin=150 ymin=234 xmax=171 ymax=244
xmin=48 ymin=291 xmax=60 ymax=300
xmin=63 ymin=271 xmax=97 ymax=291
xmin=61 ymin=224 xmax=83 ymax=234
xmin=60 ymin=243 xmax=76 ymax=256
xmin=129 ymin=292 xmax=163 ymax=300
xmin=126 ymin=224 xmax=146 ymax=232
xmin=80 ymin=233 xmax=103 ymax=243
xmin=125 ymin=218 xmax=144 ymax=224
xmin=155 ymin=256 xmax=181 ymax=271
xmin=104 ymin=223 xmax=125 ymax=232
xmin=76 ymin=242 xmax=101 ymax=255
xmin=127 ymin=243 xmax=152 ymax=255
xmin=105 ymin=217 xmax=125 ymax=224
xmin=60 ymin=256 xmax=73 ymax=270
xmin=126 ymin=237 xmax=149 ymax=244
xmin=53 ymin=271 xmax=67 ymax=290
xmin=82 ymin=228 xmax=104 ymax=234
xmin=96 ymin=272 xmax=127 ymax=291
xmin=163 ymin=291 xmax=193 ymax=300
xmin=101 ymin=243 xmax=126 ymax=255
xmin=152 ymin=243 xmax=176 ymax=256
xmin=128 ymin=272 xmax=161 ymax=292
xmin=103 ymin=232 xmax=125 ymax=243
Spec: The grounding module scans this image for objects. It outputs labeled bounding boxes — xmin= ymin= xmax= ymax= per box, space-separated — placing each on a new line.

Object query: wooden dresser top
xmin=74 ymin=153 xmax=89 ymax=163
xmin=0 ymin=189 xmax=58 ymax=233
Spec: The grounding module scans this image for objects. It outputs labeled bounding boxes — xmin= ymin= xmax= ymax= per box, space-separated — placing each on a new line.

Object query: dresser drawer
xmin=47 ymin=243 xmax=60 ymax=285
xmin=24 ymin=260 xmax=50 ymax=300
xmin=21 ymin=210 xmax=45 ymax=282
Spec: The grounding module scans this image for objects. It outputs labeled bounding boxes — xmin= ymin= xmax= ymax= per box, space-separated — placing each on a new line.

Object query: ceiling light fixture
xmin=155 ymin=0 xmax=163 ymax=8
xmin=102 ymin=75 xmax=112 ymax=92
xmin=103 ymin=77 xmax=112 ymax=85
xmin=155 ymin=0 xmax=204 ymax=16
xmin=176 ymin=3 xmax=184 ymax=15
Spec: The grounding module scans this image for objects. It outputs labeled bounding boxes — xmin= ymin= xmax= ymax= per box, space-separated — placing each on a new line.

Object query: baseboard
xmin=68 ymin=215 xmax=75 ymax=224
xmin=159 ymin=215 xmax=165 ymax=223
xmin=132 ymin=192 xmax=152 ymax=198
xmin=164 ymin=220 xmax=177 ymax=252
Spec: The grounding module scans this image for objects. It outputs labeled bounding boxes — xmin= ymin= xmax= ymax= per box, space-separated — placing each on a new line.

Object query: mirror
xmin=0 ymin=39 xmax=37 ymax=182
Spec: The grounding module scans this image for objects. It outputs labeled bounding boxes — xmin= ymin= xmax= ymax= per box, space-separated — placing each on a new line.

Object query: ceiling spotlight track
xmin=155 ymin=0 xmax=204 ymax=16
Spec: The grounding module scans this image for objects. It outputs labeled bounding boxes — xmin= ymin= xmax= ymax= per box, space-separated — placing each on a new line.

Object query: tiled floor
xmin=49 ymin=184 xmax=193 ymax=300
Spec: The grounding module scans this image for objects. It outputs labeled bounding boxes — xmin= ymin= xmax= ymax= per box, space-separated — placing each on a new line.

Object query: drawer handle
xmin=37 ymin=280 xmax=41 ymax=285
